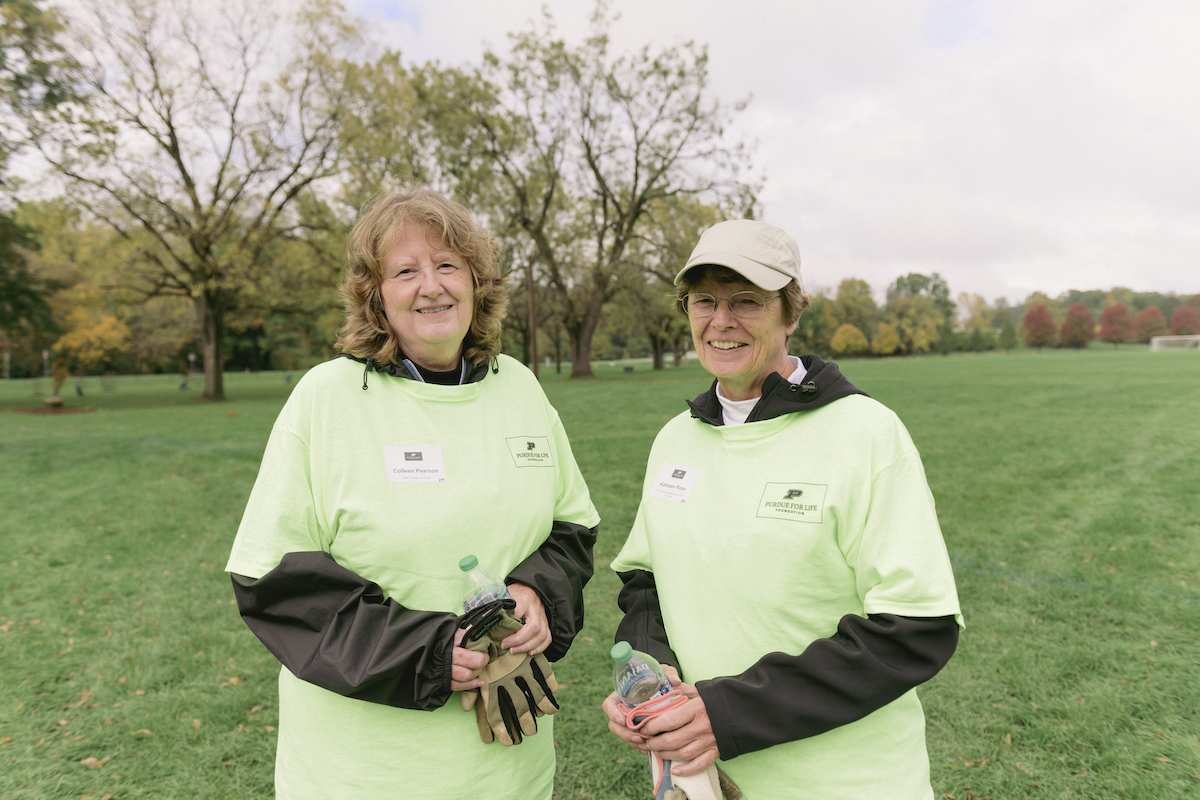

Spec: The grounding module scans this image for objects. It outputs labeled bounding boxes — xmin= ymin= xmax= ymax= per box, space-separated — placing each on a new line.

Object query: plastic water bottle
xmin=612 ymin=643 xmax=679 ymax=800
xmin=611 ymin=642 xmax=672 ymax=715
xmin=459 ymin=555 xmax=511 ymax=612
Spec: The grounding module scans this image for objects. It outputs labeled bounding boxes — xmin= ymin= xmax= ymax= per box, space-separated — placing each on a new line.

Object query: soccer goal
xmin=1149 ymin=335 xmax=1200 ymax=352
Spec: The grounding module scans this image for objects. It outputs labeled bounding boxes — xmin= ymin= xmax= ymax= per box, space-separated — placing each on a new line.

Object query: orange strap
xmin=622 ymin=689 xmax=689 ymax=731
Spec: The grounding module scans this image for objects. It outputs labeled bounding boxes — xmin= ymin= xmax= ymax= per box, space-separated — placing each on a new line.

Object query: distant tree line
xmin=795 ymin=278 xmax=1199 ymax=360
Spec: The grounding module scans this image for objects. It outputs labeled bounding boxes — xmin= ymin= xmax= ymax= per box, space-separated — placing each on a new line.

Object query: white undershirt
xmin=716 ymin=356 xmax=809 ymax=426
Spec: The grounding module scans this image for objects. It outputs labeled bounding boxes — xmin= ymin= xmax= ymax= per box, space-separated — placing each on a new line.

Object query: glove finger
xmin=511 ymin=676 xmax=544 ymax=735
xmin=461 ymin=687 xmax=479 ymax=712
xmin=473 ymin=695 xmax=494 ymax=744
xmin=496 ymin=685 xmax=524 ymax=746
xmin=529 ymin=656 xmax=560 ymax=712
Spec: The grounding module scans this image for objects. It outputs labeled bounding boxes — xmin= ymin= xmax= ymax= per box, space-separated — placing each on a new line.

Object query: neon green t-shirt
xmin=612 ymin=394 xmax=962 ymax=800
xmin=227 ymin=355 xmax=599 ymax=800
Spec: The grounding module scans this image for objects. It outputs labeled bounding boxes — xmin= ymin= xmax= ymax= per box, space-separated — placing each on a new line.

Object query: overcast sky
xmin=347 ymin=0 xmax=1198 ymax=304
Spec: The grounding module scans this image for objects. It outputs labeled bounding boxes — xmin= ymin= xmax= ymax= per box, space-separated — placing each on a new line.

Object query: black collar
xmin=686 ymin=355 xmax=867 ymax=426
xmin=336 ymin=352 xmax=494 ymax=390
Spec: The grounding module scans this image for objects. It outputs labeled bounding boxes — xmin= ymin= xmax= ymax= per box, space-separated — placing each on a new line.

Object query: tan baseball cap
xmin=674 ymin=219 xmax=803 ymax=293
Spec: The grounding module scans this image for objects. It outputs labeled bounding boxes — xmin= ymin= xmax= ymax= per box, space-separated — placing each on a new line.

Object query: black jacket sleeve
xmin=230 ymin=551 xmax=459 ymax=710
xmin=614 ymin=569 xmax=680 ymax=670
xmin=505 ymin=519 xmax=598 ymax=662
xmin=697 ymin=612 xmax=959 ymax=759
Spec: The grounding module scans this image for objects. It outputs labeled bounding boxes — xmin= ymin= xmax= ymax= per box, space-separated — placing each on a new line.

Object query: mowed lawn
xmin=1 ymin=348 xmax=1198 ymax=799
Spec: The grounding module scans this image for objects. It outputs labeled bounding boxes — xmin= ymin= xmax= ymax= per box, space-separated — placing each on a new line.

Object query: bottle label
xmin=615 ymin=663 xmax=670 ymax=706
xmin=463 ymin=588 xmax=508 ymax=612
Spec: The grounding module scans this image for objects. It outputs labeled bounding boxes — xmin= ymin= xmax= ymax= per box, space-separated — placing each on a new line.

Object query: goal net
xmin=1150 ymin=335 xmax=1200 ymax=352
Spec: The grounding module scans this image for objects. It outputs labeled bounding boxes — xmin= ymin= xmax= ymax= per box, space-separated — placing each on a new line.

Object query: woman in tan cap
xmin=603 ymin=219 xmax=964 ymax=799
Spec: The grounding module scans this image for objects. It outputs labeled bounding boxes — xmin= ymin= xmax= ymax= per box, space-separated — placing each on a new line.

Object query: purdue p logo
xmin=527 ymin=441 xmax=537 ymax=450
xmin=404 ymin=452 xmax=423 ymax=462
xmin=757 ymin=482 xmax=827 ymax=523
xmin=672 ymin=469 xmax=687 ymax=479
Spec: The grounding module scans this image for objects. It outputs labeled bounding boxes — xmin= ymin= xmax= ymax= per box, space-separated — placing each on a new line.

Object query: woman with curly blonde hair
xmin=337 ymin=188 xmax=507 ymax=374
xmin=226 ymin=187 xmax=599 ymax=799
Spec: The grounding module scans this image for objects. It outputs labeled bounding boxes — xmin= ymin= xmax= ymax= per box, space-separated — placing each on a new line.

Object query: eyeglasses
xmin=682 ymin=291 xmax=780 ymax=319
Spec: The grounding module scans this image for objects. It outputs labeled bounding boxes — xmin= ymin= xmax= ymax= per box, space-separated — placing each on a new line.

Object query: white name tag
xmin=383 ymin=445 xmax=446 ymax=483
xmin=648 ymin=462 xmax=701 ymax=503
xmin=756 ymin=482 xmax=827 ymax=523
xmin=505 ymin=435 xmax=555 ymax=467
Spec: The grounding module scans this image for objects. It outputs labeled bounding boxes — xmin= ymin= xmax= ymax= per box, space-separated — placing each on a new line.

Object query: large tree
xmin=26 ymin=0 xmax=365 ymax=399
xmin=0 ymin=208 xmax=54 ymax=377
xmin=462 ymin=5 xmax=756 ymax=377
xmin=1022 ymin=303 xmax=1056 ymax=350
xmin=1169 ymin=305 xmax=1200 ymax=336
xmin=887 ymin=272 xmax=955 ymax=322
xmin=1134 ymin=306 xmax=1168 ymax=343
xmin=832 ymin=279 xmax=879 ymax=337
xmin=1058 ymin=302 xmax=1095 ymax=349
xmin=1098 ymin=302 xmax=1134 ymax=348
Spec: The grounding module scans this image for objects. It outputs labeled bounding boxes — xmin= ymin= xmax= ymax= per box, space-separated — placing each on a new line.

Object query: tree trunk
xmin=526 ymin=261 xmax=539 ymax=378
xmin=567 ymin=324 xmax=594 ymax=378
xmin=650 ymin=334 xmax=665 ymax=370
xmin=196 ymin=291 xmax=226 ymax=400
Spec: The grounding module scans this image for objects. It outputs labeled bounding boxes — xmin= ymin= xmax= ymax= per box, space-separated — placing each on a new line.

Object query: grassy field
xmin=2 ymin=349 xmax=1198 ymax=799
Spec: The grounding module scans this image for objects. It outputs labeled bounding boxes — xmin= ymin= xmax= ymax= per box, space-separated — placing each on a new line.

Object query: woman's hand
xmin=450 ymin=626 xmax=490 ymax=691
xmin=602 ymin=667 xmax=719 ymax=777
xmin=638 ymin=685 xmax=720 ymax=777
xmin=501 ymin=582 xmax=553 ymax=656
xmin=601 ymin=664 xmax=683 ymax=755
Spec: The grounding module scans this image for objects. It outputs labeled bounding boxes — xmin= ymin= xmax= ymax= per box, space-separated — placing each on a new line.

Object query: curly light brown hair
xmin=336 ymin=188 xmax=507 ymax=368
xmin=676 ymin=265 xmax=809 ymax=326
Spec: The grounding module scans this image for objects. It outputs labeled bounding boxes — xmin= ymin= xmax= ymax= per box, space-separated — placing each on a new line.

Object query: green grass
xmin=2 ymin=351 xmax=1198 ymax=799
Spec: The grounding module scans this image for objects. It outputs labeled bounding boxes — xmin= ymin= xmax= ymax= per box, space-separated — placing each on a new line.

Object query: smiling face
xmin=380 ymin=224 xmax=476 ymax=371
xmin=688 ymin=276 xmax=798 ymax=401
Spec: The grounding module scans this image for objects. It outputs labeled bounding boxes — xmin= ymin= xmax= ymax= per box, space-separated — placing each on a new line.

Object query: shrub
xmin=830 ymin=324 xmax=870 ymax=356
xmin=871 ymin=323 xmax=901 ymax=355
xmin=999 ymin=318 xmax=1018 ymax=351
xmin=1099 ymin=302 xmax=1134 ymax=347
xmin=1059 ymin=303 xmax=1095 ymax=349
xmin=1169 ymin=305 xmax=1200 ymax=335
xmin=1022 ymin=303 xmax=1056 ymax=349
xmin=1134 ymin=306 xmax=1169 ymax=343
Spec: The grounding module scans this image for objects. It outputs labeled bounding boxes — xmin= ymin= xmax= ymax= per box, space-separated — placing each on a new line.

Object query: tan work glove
xmin=458 ymin=598 xmax=561 ymax=745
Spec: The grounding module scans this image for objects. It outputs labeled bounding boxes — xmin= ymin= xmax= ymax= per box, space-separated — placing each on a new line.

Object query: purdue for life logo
xmin=505 ymin=436 xmax=555 ymax=467
xmin=756 ymin=482 xmax=827 ymax=523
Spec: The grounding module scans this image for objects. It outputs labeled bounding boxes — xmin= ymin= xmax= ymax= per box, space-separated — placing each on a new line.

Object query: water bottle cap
xmin=610 ymin=642 xmax=633 ymax=663
xmin=459 ymin=555 xmax=479 ymax=572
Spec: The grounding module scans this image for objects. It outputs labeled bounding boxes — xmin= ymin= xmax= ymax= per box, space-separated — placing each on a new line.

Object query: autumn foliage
xmin=1099 ymin=303 xmax=1134 ymax=346
xmin=1134 ymin=306 xmax=1169 ymax=343
xmin=871 ymin=323 xmax=901 ymax=355
xmin=1021 ymin=303 xmax=1056 ymax=349
xmin=1169 ymin=305 xmax=1200 ymax=335
xmin=1059 ymin=303 xmax=1095 ymax=348
xmin=830 ymin=324 xmax=870 ymax=356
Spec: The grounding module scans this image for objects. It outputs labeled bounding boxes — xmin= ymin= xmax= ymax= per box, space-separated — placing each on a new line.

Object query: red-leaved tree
xmin=1169 ymin=305 xmax=1200 ymax=335
xmin=1059 ymin=303 xmax=1095 ymax=348
xmin=1022 ymin=303 xmax=1056 ymax=350
xmin=1099 ymin=302 xmax=1134 ymax=347
xmin=1135 ymin=306 xmax=1169 ymax=343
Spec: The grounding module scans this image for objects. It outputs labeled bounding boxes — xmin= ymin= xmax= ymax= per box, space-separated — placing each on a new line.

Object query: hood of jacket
xmin=686 ymin=354 xmax=867 ymax=426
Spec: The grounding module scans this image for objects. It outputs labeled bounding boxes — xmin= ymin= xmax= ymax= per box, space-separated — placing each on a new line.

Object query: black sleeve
xmin=230 ymin=551 xmax=459 ymax=711
xmin=697 ymin=613 xmax=959 ymax=759
xmin=614 ymin=569 xmax=681 ymax=671
xmin=504 ymin=519 xmax=598 ymax=662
